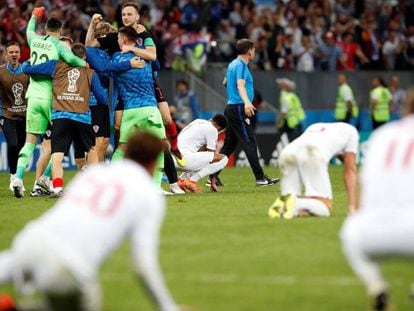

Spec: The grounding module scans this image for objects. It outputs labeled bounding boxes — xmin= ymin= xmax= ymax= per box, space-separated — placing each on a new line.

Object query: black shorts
xmin=154 ymin=82 xmax=166 ymax=103
xmin=41 ymin=123 xmax=52 ymax=141
xmin=115 ymin=98 xmax=124 ymax=111
xmin=51 ymin=118 xmax=95 ymax=154
xmin=91 ymin=105 xmax=110 ymax=138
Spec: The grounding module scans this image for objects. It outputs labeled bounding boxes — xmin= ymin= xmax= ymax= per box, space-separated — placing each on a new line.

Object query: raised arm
xmin=85 ymin=14 xmax=102 ymax=47
xmin=26 ymin=7 xmax=45 ymax=46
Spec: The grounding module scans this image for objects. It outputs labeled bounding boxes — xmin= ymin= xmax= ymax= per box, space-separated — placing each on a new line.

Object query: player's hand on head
xmin=32 ymin=6 xmax=45 ymax=19
xmin=130 ymin=57 xmax=146 ymax=68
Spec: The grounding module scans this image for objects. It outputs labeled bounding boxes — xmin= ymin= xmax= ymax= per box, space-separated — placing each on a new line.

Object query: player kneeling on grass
xmin=175 ymin=114 xmax=228 ymax=193
xmin=0 ymin=131 xmax=181 ymax=311
xmin=268 ymin=122 xmax=358 ymax=219
xmin=341 ymin=87 xmax=414 ymax=311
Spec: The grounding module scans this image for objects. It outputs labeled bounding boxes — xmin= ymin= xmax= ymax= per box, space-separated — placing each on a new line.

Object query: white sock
xmin=0 ymin=251 xmax=14 ymax=283
xmin=190 ymin=156 xmax=228 ymax=182
xmin=295 ymin=197 xmax=330 ymax=217
xmin=179 ymin=172 xmax=191 ymax=180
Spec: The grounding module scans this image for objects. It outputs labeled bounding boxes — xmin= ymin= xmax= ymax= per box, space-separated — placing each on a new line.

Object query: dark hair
xmin=377 ymin=76 xmax=387 ymax=87
xmin=212 ymin=114 xmax=228 ymax=130
xmin=124 ymin=131 xmax=163 ymax=167
xmin=5 ymin=41 xmax=20 ymax=49
xmin=71 ymin=43 xmax=86 ymax=59
xmin=235 ymin=39 xmax=254 ymax=55
xmin=176 ymin=79 xmax=189 ymax=88
xmin=45 ymin=17 xmax=62 ymax=33
xmin=118 ymin=26 xmax=139 ymax=43
xmin=121 ymin=2 xmax=140 ymax=14
xmin=59 ymin=36 xmax=73 ymax=45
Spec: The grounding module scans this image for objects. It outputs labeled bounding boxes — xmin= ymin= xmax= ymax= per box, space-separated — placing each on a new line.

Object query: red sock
xmin=53 ymin=177 xmax=63 ymax=189
xmin=165 ymin=120 xmax=178 ymax=151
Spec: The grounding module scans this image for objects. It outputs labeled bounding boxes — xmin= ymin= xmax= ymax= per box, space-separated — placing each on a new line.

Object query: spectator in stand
xmin=252 ymin=35 xmax=271 ymax=70
xmin=215 ymin=19 xmax=236 ymax=63
xmin=359 ymin=13 xmax=383 ymax=70
xmin=315 ymin=31 xmax=349 ymax=71
xmin=389 ymin=75 xmax=406 ymax=120
xmin=338 ymin=32 xmax=369 ymax=70
xmin=295 ymin=35 xmax=314 ymax=72
xmin=172 ymin=79 xmax=201 ymax=132
xmin=382 ymin=29 xmax=402 ymax=70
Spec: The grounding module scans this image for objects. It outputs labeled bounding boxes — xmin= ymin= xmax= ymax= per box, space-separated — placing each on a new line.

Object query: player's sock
xmin=43 ymin=159 xmax=52 ymax=178
xmin=153 ymin=152 xmax=164 ymax=187
xmin=295 ymin=198 xmax=330 ymax=217
xmin=164 ymin=151 xmax=178 ymax=183
xmin=165 ymin=120 xmax=178 ymax=151
xmin=111 ymin=148 xmax=125 ymax=161
xmin=16 ymin=143 xmax=36 ymax=179
xmin=0 ymin=251 xmax=14 ymax=283
xmin=190 ymin=156 xmax=228 ymax=182
xmin=7 ymin=145 xmax=19 ymax=174
xmin=52 ymin=178 xmax=63 ymax=192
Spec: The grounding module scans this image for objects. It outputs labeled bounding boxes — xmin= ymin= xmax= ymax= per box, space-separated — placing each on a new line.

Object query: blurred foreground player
xmin=0 ymin=131 xmax=180 ymax=311
xmin=341 ymin=88 xmax=414 ymax=311
xmin=268 ymin=122 xmax=359 ymax=219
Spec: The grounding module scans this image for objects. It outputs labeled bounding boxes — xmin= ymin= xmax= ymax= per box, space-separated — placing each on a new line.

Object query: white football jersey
xmin=297 ymin=122 xmax=359 ymax=161
xmin=360 ymin=116 xmax=414 ymax=211
xmin=178 ymin=119 xmax=218 ymax=153
xmin=17 ymin=160 xmax=165 ymax=276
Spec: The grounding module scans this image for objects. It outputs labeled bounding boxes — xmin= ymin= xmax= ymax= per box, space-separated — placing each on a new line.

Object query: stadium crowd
xmin=0 ymin=0 xmax=414 ymax=72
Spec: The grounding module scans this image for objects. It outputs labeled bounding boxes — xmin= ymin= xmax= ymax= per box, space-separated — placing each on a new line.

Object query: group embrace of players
xmin=0 ymin=2 xmax=230 ymax=199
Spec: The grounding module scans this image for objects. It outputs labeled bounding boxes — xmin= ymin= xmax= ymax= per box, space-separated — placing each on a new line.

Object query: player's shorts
xmin=10 ymin=226 xmax=100 ymax=310
xmin=115 ymin=98 xmax=124 ymax=111
xmin=91 ymin=105 xmax=110 ymax=138
xmin=41 ymin=123 xmax=52 ymax=141
xmin=26 ymin=98 xmax=52 ymax=135
xmin=154 ymin=82 xmax=166 ymax=103
xmin=51 ymin=118 xmax=96 ymax=154
xmin=279 ymin=140 xmax=332 ymax=199
xmin=175 ymin=151 xmax=214 ymax=171
xmin=119 ymin=106 xmax=165 ymax=143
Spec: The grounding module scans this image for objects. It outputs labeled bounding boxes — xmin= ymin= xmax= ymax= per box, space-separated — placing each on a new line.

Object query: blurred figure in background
xmin=389 ymin=75 xmax=406 ymax=120
xmin=334 ymin=74 xmax=358 ymax=125
xmin=370 ymin=76 xmax=392 ymax=130
xmin=172 ymin=79 xmax=201 ymax=132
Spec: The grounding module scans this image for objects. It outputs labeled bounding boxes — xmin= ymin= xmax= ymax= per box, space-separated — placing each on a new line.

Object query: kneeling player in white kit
xmin=175 ymin=114 xmax=228 ymax=193
xmin=341 ymin=88 xmax=414 ymax=311
xmin=0 ymin=131 xmax=180 ymax=311
xmin=268 ymin=122 xmax=359 ymax=219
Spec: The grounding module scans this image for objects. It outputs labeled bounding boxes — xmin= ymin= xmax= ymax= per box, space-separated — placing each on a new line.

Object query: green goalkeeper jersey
xmin=25 ymin=16 xmax=86 ymax=101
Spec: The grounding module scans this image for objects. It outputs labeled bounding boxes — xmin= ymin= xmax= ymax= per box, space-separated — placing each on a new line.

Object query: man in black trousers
xmin=218 ymin=39 xmax=278 ymax=187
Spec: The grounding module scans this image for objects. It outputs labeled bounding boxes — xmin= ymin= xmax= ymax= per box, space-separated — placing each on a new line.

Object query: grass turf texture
xmin=1 ymin=167 xmax=414 ymax=311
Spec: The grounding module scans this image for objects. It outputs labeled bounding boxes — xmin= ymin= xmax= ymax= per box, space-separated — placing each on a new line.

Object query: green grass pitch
xmin=1 ymin=167 xmax=414 ymax=311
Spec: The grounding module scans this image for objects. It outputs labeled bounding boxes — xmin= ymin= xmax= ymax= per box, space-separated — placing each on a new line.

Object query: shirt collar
xmin=6 ymin=63 xmax=23 ymax=74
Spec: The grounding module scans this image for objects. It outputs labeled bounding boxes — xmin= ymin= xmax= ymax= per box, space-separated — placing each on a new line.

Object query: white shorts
xmin=279 ymin=140 xmax=332 ymax=198
xmin=175 ymin=151 xmax=214 ymax=172
xmin=10 ymin=226 xmax=101 ymax=310
xmin=341 ymin=210 xmax=414 ymax=258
